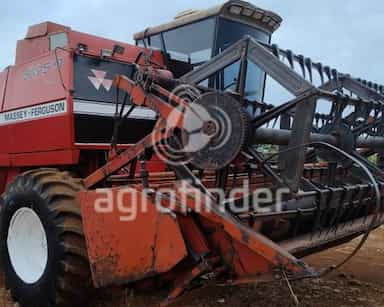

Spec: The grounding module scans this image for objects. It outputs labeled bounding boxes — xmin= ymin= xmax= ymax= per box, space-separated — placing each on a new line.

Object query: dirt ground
xmin=1 ymin=228 xmax=383 ymax=307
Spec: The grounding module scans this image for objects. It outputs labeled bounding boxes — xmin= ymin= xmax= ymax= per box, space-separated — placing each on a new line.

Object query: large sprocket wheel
xmin=184 ymin=92 xmax=249 ymax=170
xmin=0 ymin=169 xmax=91 ymax=307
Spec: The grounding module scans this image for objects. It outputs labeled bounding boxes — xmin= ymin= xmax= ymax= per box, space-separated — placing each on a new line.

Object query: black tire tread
xmin=2 ymin=169 xmax=91 ymax=306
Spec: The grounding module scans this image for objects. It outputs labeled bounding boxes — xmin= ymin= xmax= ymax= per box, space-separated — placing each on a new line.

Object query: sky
xmin=1 ymin=0 xmax=383 ymax=85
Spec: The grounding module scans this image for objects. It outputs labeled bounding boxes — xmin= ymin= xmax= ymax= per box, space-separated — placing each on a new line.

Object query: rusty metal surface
xmin=79 ymin=186 xmax=187 ymax=287
xmin=78 ymin=14 xmax=384 ymax=304
xmin=172 ymin=179 xmax=317 ymax=279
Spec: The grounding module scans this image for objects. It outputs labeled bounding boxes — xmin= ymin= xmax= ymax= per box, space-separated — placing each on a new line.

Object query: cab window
xmin=163 ymin=18 xmax=215 ymax=67
xmin=215 ymin=18 xmax=270 ymax=102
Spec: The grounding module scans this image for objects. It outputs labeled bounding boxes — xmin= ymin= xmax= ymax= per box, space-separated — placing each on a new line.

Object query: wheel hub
xmin=186 ymin=92 xmax=249 ymax=170
xmin=7 ymin=207 xmax=48 ymax=284
xmin=202 ymin=120 xmax=218 ymax=136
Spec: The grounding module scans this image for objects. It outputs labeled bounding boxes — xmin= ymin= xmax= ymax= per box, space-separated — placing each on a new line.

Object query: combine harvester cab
xmin=0 ymin=1 xmax=384 ymax=306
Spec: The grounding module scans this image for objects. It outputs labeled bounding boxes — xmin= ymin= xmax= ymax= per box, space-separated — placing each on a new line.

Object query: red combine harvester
xmin=0 ymin=1 xmax=384 ymax=306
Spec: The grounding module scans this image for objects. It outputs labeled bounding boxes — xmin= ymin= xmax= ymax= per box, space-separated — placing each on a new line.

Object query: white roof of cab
xmin=134 ymin=0 xmax=282 ymax=40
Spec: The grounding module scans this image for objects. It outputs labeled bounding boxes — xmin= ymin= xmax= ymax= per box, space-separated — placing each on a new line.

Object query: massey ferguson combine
xmin=0 ymin=1 xmax=383 ymax=306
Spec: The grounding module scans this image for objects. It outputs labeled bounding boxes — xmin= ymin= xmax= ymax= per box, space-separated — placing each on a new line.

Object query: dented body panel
xmin=79 ymin=186 xmax=187 ymax=287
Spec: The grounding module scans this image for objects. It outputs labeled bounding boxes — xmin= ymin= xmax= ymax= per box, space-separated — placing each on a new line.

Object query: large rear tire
xmin=0 ymin=169 xmax=91 ymax=306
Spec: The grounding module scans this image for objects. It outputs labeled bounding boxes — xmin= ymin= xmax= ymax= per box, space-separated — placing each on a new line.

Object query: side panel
xmin=0 ymin=50 xmax=75 ymax=165
xmin=3 ymin=50 xmax=70 ymax=111
xmin=10 ymin=149 xmax=79 ymax=167
xmin=15 ymin=37 xmax=49 ymax=66
xmin=0 ymin=100 xmax=73 ymax=155
xmin=79 ymin=187 xmax=187 ymax=287
xmin=0 ymin=68 xmax=10 ymax=112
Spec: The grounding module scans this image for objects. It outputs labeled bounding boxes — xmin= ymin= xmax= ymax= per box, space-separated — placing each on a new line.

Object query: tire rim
xmin=7 ymin=207 xmax=48 ymax=284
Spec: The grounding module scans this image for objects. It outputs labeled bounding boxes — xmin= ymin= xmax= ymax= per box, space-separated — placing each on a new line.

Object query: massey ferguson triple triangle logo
xmin=88 ymin=69 xmax=113 ymax=91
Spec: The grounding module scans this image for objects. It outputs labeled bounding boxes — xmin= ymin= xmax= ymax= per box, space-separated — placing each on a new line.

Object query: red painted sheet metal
xmin=0 ymin=155 xmax=10 ymax=166
xmin=25 ymin=22 xmax=70 ymax=39
xmin=0 ymin=169 xmax=6 ymax=195
xmin=16 ymin=23 xmax=164 ymax=68
xmin=0 ymin=168 xmax=19 ymax=195
xmin=0 ymin=68 xmax=9 ymax=112
xmin=15 ymin=36 xmax=50 ymax=66
xmin=3 ymin=50 xmax=70 ymax=111
xmin=0 ymin=113 xmax=73 ymax=155
xmin=79 ymin=187 xmax=187 ymax=287
xmin=10 ymin=149 xmax=79 ymax=167
xmin=0 ymin=149 xmax=79 ymax=168
xmin=0 ymin=48 xmax=74 ymax=160
xmin=16 ymin=22 xmax=70 ymax=65
xmin=69 ymin=31 xmax=165 ymax=66
xmin=173 ymin=181 xmax=315 ymax=279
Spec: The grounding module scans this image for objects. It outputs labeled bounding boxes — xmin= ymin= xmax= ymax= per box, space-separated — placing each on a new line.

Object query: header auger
xmin=0 ymin=1 xmax=383 ymax=306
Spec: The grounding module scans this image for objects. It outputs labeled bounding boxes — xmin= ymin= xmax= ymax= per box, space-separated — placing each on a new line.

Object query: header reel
xmin=80 ymin=35 xmax=384 ymax=306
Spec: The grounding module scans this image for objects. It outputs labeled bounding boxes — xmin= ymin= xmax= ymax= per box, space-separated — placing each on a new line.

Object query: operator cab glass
xmin=215 ymin=18 xmax=270 ymax=102
xmin=137 ymin=18 xmax=216 ymax=77
xmin=134 ymin=1 xmax=282 ymax=104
